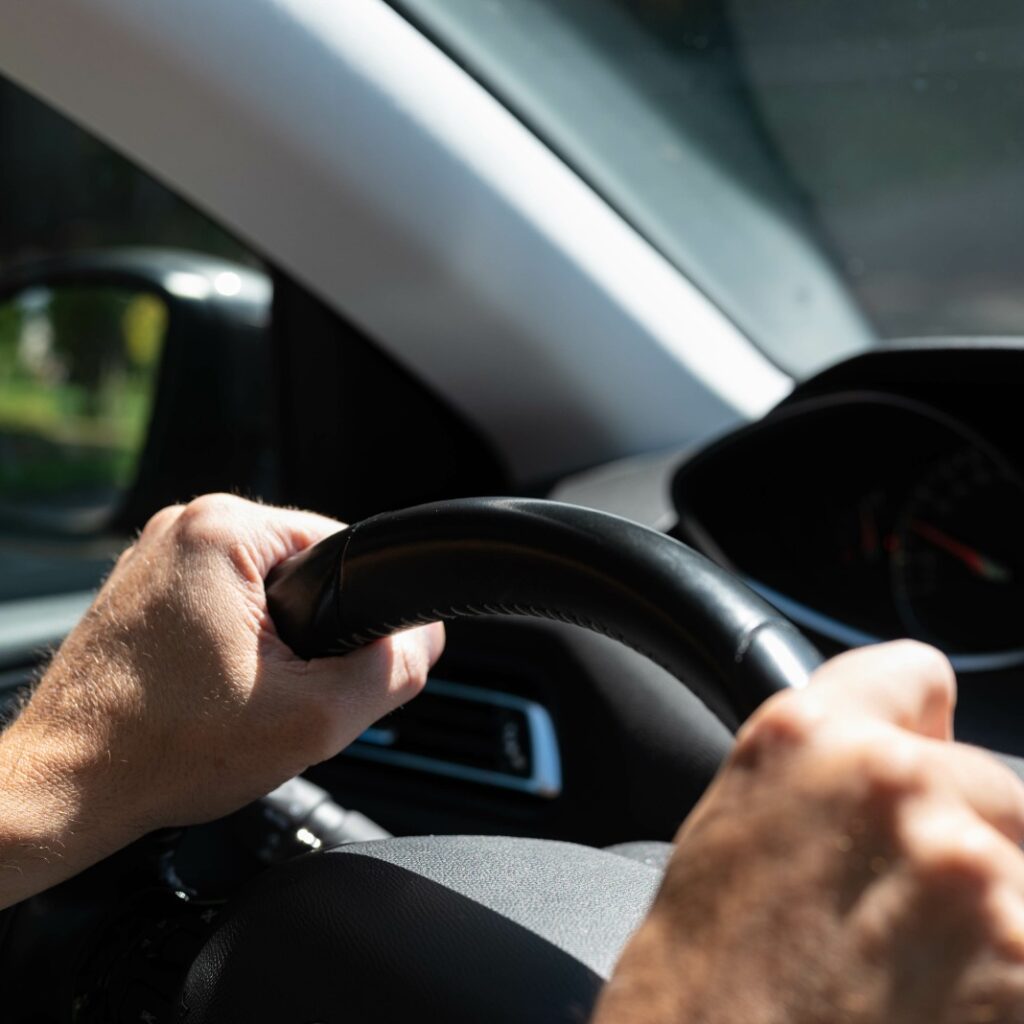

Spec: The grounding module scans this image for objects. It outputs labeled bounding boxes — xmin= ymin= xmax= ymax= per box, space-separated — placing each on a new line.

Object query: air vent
xmin=345 ymin=679 xmax=562 ymax=798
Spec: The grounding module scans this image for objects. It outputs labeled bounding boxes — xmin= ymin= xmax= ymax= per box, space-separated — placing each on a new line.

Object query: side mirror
xmin=0 ymin=249 xmax=273 ymax=537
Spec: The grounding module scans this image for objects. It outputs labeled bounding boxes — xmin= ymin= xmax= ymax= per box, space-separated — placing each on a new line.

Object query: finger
xmin=923 ymin=741 xmax=1024 ymax=845
xmin=851 ymin=813 xmax=1024 ymax=1016
xmin=304 ymin=622 xmax=445 ymax=702
xmin=295 ymin=623 xmax=446 ymax=757
xmin=810 ymin=640 xmax=956 ymax=741
xmin=901 ymin=803 xmax=1024 ymax=897
xmin=267 ymin=507 xmax=348 ymax=549
xmin=252 ymin=506 xmax=348 ymax=576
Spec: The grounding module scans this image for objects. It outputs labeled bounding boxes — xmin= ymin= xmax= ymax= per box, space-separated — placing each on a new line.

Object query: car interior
xmin=1 ymin=1 xmax=1023 ymax=1021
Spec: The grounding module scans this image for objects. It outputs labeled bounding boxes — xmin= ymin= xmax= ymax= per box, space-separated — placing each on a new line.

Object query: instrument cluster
xmin=672 ymin=392 xmax=1024 ymax=670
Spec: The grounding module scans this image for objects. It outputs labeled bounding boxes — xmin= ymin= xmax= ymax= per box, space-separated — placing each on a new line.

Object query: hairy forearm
xmin=0 ymin=710 xmax=142 ymax=910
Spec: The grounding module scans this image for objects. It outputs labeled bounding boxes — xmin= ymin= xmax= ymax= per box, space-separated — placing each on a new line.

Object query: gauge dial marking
xmin=909 ymin=519 xmax=1012 ymax=584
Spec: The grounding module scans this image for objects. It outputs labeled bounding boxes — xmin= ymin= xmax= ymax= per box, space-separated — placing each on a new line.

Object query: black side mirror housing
xmin=0 ymin=248 xmax=275 ymax=536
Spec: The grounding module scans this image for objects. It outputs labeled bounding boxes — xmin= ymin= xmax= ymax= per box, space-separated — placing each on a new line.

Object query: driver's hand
xmin=593 ymin=641 xmax=1024 ymax=1024
xmin=0 ymin=495 xmax=443 ymax=864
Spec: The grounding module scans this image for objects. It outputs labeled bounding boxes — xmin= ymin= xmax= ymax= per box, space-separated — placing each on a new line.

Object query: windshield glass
xmin=392 ymin=0 xmax=1024 ymax=375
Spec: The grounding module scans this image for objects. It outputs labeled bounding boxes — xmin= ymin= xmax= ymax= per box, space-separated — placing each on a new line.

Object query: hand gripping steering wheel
xmin=174 ymin=498 xmax=824 ymax=1023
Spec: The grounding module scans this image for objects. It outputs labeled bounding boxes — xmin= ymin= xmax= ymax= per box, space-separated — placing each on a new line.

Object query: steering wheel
xmin=0 ymin=495 xmax=1012 ymax=1023
xmin=168 ymin=498 xmax=822 ymax=1023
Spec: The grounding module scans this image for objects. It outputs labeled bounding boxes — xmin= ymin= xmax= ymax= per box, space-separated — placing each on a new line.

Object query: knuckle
xmin=176 ymin=494 xmax=242 ymax=546
xmin=733 ymin=691 xmax=821 ymax=765
xmin=141 ymin=503 xmax=185 ymax=538
xmin=891 ymin=639 xmax=957 ymax=702
xmin=855 ymin=735 xmax=932 ymax=800
xmin=182 ymin=492 xmax=240 ymax=521
xmin=904 ymin=813 xmax=1000 ymax=890
xmin=172 ymin=495 xmax=260 ymax=581
xmin=395 ymin=639 xmax=431 ymax=696
xmin=781 ymin=728 xmax=933 ymax=825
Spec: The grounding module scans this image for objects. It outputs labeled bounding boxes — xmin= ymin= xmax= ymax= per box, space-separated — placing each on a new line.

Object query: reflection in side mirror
xmin=0 ymin=286 xmax=167 ymax=529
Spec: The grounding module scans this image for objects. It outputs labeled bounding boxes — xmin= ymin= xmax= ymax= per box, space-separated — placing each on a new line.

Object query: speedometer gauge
xmin=893 ymin=445 xmax=1024 ymax=654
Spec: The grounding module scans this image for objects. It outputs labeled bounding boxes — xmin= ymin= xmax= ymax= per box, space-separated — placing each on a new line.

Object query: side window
xmin=0 ymin=77 xmax=270 ymax=606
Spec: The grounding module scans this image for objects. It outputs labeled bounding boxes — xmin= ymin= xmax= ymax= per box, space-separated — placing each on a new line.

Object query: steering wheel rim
xmin=265 ymin=497 xmax=824 ymax=724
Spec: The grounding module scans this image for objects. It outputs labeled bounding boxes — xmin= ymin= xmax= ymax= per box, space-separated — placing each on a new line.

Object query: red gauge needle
xmin=910 ymin=520 xmax=1013 ymax=583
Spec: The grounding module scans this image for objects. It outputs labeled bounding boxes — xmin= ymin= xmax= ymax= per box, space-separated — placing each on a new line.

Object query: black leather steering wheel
xmin=265 ymin=497 xmax=824 ymax=721
xmin=174 ymin=498 xmax=824 ymax=1023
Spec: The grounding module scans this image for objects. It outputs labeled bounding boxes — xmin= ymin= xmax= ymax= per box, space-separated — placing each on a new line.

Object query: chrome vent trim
xmin=345 ymin=678 xmax=562 ymax=799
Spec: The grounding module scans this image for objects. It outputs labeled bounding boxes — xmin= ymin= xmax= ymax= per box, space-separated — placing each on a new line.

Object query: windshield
xmin=391 ymin=0 xmax=1024 ymax=375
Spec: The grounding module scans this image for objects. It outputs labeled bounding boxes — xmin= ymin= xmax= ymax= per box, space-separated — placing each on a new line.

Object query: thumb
xmin=293 ymin=623 xmax=446 ymax=758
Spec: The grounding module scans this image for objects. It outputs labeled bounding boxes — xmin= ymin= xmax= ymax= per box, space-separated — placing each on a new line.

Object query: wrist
xmin=0 ymin=712 xmax=148 ymax=904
